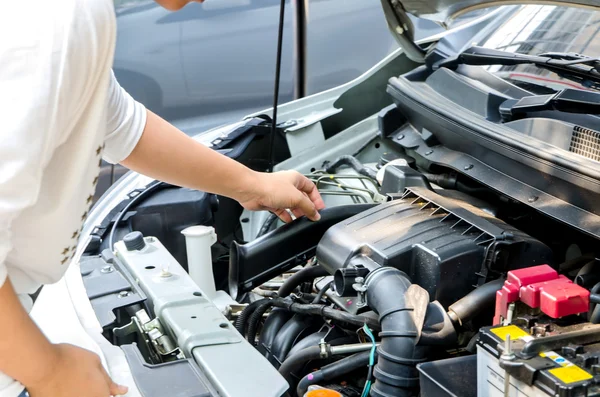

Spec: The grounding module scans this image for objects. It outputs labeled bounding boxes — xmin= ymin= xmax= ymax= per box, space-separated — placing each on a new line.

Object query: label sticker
xmin=540 ymin=351 xmax=570 ymax=367
xmin=549 ymin=365 xmax=593 ymax=384
xmin=490 ymin=325 xmax=530 ymax=341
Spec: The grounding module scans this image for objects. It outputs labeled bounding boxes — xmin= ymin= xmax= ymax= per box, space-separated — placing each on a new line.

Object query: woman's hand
xmin=237 ymin=171 xmax=325 ymax=223
xmin=26 ymin=344 xmax=127 ymax=397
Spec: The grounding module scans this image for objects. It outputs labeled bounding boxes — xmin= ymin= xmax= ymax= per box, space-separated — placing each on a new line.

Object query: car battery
xmin=477 ymin=323 xmax=600 ymax=397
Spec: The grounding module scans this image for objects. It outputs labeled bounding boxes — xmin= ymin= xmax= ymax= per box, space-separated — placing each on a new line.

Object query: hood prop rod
xmin=269 ymin=0 xmax=286 ymax=171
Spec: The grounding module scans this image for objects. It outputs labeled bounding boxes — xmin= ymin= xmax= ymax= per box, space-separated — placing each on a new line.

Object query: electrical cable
xmin=269 ymin=0 xmax=286 ymax=171
xmin=361 ymin=324 xmax=377 ymax=397
xmin=257 ymin=213 xmax=279 ymax=238
xmin=313 ymin=280 xmax=333 ymax=303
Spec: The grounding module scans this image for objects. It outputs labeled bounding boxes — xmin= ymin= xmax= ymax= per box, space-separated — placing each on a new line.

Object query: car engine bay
xmin=81 ymin=46 xmax=600 ymax=397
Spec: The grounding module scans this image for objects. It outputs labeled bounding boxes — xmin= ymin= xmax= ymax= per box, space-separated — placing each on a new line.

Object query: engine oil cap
xmin=123 ymin=231 xmax=146 ymax=251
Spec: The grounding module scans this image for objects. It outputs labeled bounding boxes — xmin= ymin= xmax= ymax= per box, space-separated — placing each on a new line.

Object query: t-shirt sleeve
xmin=103 ymin=71 xmax=148 ymax=164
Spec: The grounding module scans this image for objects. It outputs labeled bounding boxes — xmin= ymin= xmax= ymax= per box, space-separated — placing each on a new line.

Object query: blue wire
xmin=361 ymin=324 xmax=377 ymax=397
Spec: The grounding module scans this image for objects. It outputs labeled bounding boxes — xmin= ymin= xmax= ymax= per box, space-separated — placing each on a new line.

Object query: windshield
xmin=476 ymin=5 xmax=600 ymax=92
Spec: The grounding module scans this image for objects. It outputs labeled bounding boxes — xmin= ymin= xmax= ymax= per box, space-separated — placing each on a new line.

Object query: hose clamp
xmin=319 ymin=340 xmax=330 ymax=359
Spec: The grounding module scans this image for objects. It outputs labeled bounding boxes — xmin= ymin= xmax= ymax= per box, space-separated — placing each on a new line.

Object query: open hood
xmin=382 ymin=0 xmax=600 ymax=62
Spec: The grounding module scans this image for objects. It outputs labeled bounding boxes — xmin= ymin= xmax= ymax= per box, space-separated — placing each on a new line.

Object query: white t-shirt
xmin=0 ymin=1 xmax=147 ymax=395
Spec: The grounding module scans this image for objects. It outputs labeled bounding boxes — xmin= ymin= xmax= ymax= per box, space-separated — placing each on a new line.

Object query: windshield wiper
xmin=499 ymin=89 xmax=600 ymax=121
xmin=436 ymin=46 xmax=600 ymax=90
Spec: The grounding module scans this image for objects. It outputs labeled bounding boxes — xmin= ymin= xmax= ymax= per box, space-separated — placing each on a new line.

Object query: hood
xmin=382 ymin=0 xmax=599 ymax=62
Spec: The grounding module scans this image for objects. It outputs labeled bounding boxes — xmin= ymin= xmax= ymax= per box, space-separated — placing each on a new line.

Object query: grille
xmin=569 ymin=126 xmax=600 ymax=162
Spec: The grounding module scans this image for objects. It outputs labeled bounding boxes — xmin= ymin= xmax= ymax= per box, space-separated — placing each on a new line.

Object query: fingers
xmin=109 ymin=383 xmax=128 ymax=396
xmin=293 ymin=173 xmax=326 ymax=211
xmin=102 ymin=368 xmax=128 ymax=396
xmin=272 ymin=208 xmax=293 ymax=223
xmin=293 ymin=191 xmax=321 ymax=221
xmin=291 ymin=207 xmax=304 ymax=219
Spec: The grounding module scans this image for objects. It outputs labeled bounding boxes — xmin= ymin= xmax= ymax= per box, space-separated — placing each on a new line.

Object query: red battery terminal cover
xmin=494 ymin=264 xmax=589 ymax=324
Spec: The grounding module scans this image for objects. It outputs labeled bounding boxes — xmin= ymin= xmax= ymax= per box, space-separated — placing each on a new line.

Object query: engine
xmin=85 ymin=154 xmax=600 ymax=397
xmin=225 ymin=161 xmax=592 ymax=397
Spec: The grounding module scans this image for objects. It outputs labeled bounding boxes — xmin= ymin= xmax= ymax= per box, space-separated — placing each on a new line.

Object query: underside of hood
xmin=382 ymin=0 xmax=600 ymax=62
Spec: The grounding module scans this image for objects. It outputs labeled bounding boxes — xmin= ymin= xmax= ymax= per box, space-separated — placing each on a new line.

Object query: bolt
xmin=531 ymin=326 xmax=547 ymax=337
xmin=501 ymin=335 xmax=515 ymax=360
xmin=397 ymin=134 xmax=405 ymax=140
xmin=101 ymin=265 xmax=114 ymax=273
xmin=160 ymin=264 xmax=172 ymax=278
xmin=501 ymin=335 xmax=515 ymax=397
xmin=528 ymin=196 xmax=539 ymax=203
xmin=353 ymin=277 xmax=367 ymax=307
xmin=118 ymin=291 xmax=130 ymax=298
xmin=464 ymin=164 xmax=474 ymax=170
xmin=425 ymin=150 xmax=434 ymax=156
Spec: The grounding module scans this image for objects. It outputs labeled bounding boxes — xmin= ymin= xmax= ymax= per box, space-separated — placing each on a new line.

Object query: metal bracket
xmin=114 ymin=309 xmax=183 ymax=364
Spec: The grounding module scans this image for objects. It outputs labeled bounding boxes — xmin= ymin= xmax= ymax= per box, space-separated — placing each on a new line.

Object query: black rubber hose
xmin=247 ymin=300 xmax=275 ymax=345
xmin=365 ymin=267 xmax=425 ymax=397
xmin=589 ymin=282 xmax=600 ymax=320
xmin=591 ymin=305 xmax=600 ymax=324
xmin=447 ymin=278 xmax=505 ymax=326
xmin=296 ymin=351 xmax=371 ymax=397
xmin=235 ymin=299 xmax=269 ymax=335
xmin=269 ymin=298 xmax=380 ymax=330
xmin=575 ymin=260 xmax=600 ymax=287
xmin=313 ymin=281 xmax=333 ymax=303
xmin=257 ymin=213 xmax=279 ymax=238
xmin=278 ymin=345 xmax=321 ymax=389
xmin=278 ymin=265 xmax=329 ymax=298
xmin=324 ymin=155 xmax=377 ymax=180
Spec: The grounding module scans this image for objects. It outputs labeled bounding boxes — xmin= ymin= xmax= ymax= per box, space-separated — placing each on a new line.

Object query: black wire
xmin=257 ymin=213 xmax=279 ymax=238
xmin=269 ymin=0 xmax=286 ymax=171
xmin=107 ymin=181 xmax=165 ymax=250
xmin=312 ymin=280 xmax=333 ymax=303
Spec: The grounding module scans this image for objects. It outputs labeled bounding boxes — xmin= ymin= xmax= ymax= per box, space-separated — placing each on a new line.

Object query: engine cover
xmin=316 ymin=187 xmax=553 ymax=307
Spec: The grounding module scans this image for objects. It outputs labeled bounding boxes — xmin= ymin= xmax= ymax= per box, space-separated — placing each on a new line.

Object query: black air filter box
xmin=316 ymin=187 xmax=552 ymax=307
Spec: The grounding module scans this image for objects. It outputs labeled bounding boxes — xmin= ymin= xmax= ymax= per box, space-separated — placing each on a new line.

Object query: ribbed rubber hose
xmin=269 ymin=298 xmax=380 ymax=330
xmin=296 ymin=351 xmax=371 ymax=396
xmin=278 ymin=265 xmax=329 ymax=298
xmin=235 ymin=298 xmax=269 ymax=335
xmin=246 ymin=300 xmax=275 ymax=345
xmin=365 ymin=267 xmax=425 ymax=397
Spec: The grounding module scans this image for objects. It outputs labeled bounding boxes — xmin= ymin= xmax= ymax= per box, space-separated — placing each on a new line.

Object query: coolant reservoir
xmin=304 ymin=386 xmax=343 ymax=397
xmin=181 ymin=225 xmax=217 ymax=299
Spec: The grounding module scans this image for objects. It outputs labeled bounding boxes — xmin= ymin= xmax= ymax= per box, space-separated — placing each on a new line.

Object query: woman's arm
xmin=0 ymin=280 xmax=127 ymax=397
xmin=121 ymin=110 xmax=325 ymax=222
